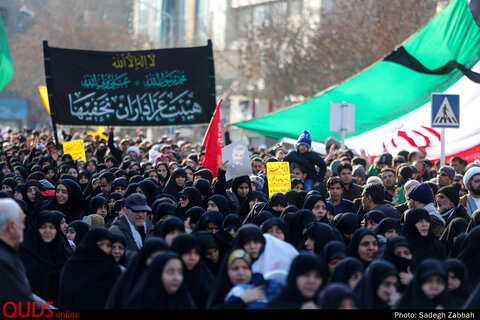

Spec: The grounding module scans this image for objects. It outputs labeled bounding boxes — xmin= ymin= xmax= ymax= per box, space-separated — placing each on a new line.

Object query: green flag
xmin=0 ymin=15 xmax=14 ymax=92
xmin=234 ymin=0 xmax=480 ymax=144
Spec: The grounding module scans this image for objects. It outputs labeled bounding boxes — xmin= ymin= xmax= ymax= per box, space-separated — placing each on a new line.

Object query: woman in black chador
xmin=18 ymin=210 xmax=72 ymax=305
xmin=124 ymin=251 xmax=197 ymax=309
xmin=57 ymin=227 xmax=121 ymax=309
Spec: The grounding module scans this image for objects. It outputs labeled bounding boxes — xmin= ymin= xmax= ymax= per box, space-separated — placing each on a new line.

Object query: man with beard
xmin=436 ymin=183 xmax=470 ymax=225
xmin=460 ymin=167 xmax=480 ymax=217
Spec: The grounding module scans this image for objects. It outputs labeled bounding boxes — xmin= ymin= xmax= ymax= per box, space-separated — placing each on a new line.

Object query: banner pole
xmin=43 ymin=40 xmax=61 ymax=150
xmin=441 ymin=128 xmax=445 ymax=166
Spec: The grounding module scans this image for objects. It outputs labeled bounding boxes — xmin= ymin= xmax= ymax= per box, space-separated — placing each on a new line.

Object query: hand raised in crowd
xmin=399 ymin=266 xmax=413 ymax=287
xmin=184 ymin=217 xmax=193 ymax=234
xmin=240 ymin=285 xmax=266 ymax=304
xmin=218 ymin=160 xmax=229 ymax=172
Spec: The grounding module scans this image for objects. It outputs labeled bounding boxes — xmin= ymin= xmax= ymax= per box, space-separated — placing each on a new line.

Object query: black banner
xmin=43 ymin=40 xmax=216 ymax=127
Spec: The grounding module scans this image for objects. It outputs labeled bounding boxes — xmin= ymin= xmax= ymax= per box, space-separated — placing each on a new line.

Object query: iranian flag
xmin=235 ymin=0 xmax=480 ymax=163
xmin=346 ymin=59 xmax=480 ymax=163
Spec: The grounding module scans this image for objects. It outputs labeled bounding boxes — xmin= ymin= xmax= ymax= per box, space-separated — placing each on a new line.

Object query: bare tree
xmin=1 ymin=0 xmax=146 ymax=126
xmin=237 ymin=0 xmax=441 ymax=108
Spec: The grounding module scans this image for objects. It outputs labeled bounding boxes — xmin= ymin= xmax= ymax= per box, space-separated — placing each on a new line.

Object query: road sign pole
xmin=441 ymin=128 xmax=445 ymax=166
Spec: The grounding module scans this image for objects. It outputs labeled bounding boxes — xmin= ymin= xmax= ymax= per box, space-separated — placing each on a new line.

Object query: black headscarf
xmin=284 ymin=190 xmax=305 ymax=209
xmin=193 ymin=178 xmax=212 ymax=204
xmin=381 ymin=235 xmax=415 ymax=274
xmin=328 ymin=256 xmax=364 ymax=287
xmin=332 ymin=212 xmax=360 ymax=246
xmin=401 ymin=208 xmax=446 ymax=266
xmin=89 ymin=194 xmax=108 ymax=215
xmin=251 ymin=210 xmax=274 ymax=227
xmin=43 ymin=179 xmax=89 ymax=223
xmin=196 ymin=230 xmax=221 ymax=276
xmin=233 ymin=224 xmax=266 ymax=261
xmin=154 ymin=216 xmax=185 ymax=239
xmin=178 ymin=186 xmax=205 ymax=217
xmin=262 ymin=192 xmax=288 ymax=217
xmin=57 ymin=227 xmax=122 ymax=309
xmin=105 ymin=236 xmax=168 ymax=309
xmin=353 ymin=260 xmax=398 ymax=309
xmin=152 ymin=201 xmax=178 ymax=225
xmin=347 ymin=228 xmax=379 ymax=268
xmin=466 ymin=208 xmax=480 ymax=232
xmin=18 ymin=210 xmax=72 ymax=304
xmin=207 ymin=194 xmax=230 ymax=217
xmin=439 ymin=217 xmax=468 ymax=258
xmin=183 ymin=206 xmax=206 ymax=229
xmin=442 ymin=258 xmax=471 ymax=307
xmin=235 ymin=190 xmax=267 ymax=222
xmin=266 ymin=252 xmax=325 ymax=309
xmin=393 ymin=258 xmax=454 ymax=309
xmin=456 ymin=225 xmax=480 ymax=286
xmin=303 ymin=194 xmax=330 ymax=223
xmin=124 ymin=251 xmax=197 ymax=309
xmin=302 ymin=221 xmax=343 ymax=253
xmin=317 ymin=282 xmax=359 ymax=309
xmin=320 ymin=240 xmax=347 ymax=280
xmin=261 ymin=217 xmax=289 ymax=241
xmin=68 ymin=220 xmax=90 ymax=247
xmin=162 ymin=167 xmax=187 ymax=200
xmin=450 ymin=233 xmax=467 ymax=258
xmin=284 ymin=208 xmax=317 ymax=248
xmin=170 ymin=233 xmax=215 ymax=309
xmin=231 ymin=175 xmax=252 ymax=207
xmin=193 ymin=210 xmax=224 ymax=234
xmin=374 ymin=217 xmax=401 ymax=238
xmin=136 ymin=179 xmax=160 ymax=207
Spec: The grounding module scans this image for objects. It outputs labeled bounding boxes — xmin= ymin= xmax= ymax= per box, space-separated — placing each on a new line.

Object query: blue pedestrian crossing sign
xmin=431 ymin=93 xmax=460 ymax=128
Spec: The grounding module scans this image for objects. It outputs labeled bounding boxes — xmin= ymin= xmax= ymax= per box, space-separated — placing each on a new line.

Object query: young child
xmin=283 ymin=129 xmax=327 ymax=192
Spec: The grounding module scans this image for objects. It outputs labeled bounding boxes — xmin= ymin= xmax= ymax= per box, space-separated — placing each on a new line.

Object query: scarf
xmin=125 ymin=216 xmax=145 ymax=249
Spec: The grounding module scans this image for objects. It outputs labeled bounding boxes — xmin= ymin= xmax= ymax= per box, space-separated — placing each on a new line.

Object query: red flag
xmin=201 ymin=99 xmax=223 ymax=177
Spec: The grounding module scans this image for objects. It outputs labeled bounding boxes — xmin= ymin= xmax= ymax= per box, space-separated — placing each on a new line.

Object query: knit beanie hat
xmin=437 ymin=183 xmax=461 ymax=206
xmin=407 ymin=182 xmax=434 ymax=205
xmin=250 ymin=174 xmax=265 ymax=191
xmin=296 ymin=129 xmax=312 ymax=151
xmin=439 ymin=166 xmax=456 ymax=181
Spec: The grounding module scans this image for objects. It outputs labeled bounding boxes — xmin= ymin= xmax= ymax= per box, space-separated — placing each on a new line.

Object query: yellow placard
xmin=266 ymin=161 xmax=291 ymax=198
xmin=63 ymin=139 xmax=86 ymax=162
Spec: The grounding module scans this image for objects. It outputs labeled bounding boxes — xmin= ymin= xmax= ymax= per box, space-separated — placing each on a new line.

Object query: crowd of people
xmin=1 ymin=125 xmax=480 ymax=310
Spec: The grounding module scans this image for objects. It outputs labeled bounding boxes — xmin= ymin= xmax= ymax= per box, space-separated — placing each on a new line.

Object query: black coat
xmin=18 ymin=210 xmax=72 ymax=304
xmin=57 ymin=227 xmax=122 ymax=309
xmin=124 ymin=251 xmax=196 ymax=309
xmin=0 ymin=239 xmax=35 ymax=306
xmin=105 ymin=236 xmax=168 ymax=309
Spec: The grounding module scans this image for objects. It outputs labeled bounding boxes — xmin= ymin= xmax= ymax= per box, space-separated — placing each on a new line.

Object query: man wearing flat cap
xmin=109 ymin=193 xmax=154 ymax=259
xmin=460 ymin=166 xmax=480 ymax=217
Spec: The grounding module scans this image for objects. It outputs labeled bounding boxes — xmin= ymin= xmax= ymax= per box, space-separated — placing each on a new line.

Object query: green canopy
xmin=234 ymin=0 xmax=480 ymax=143
xmin=0 ymin=15 xmax=13 ymax=92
